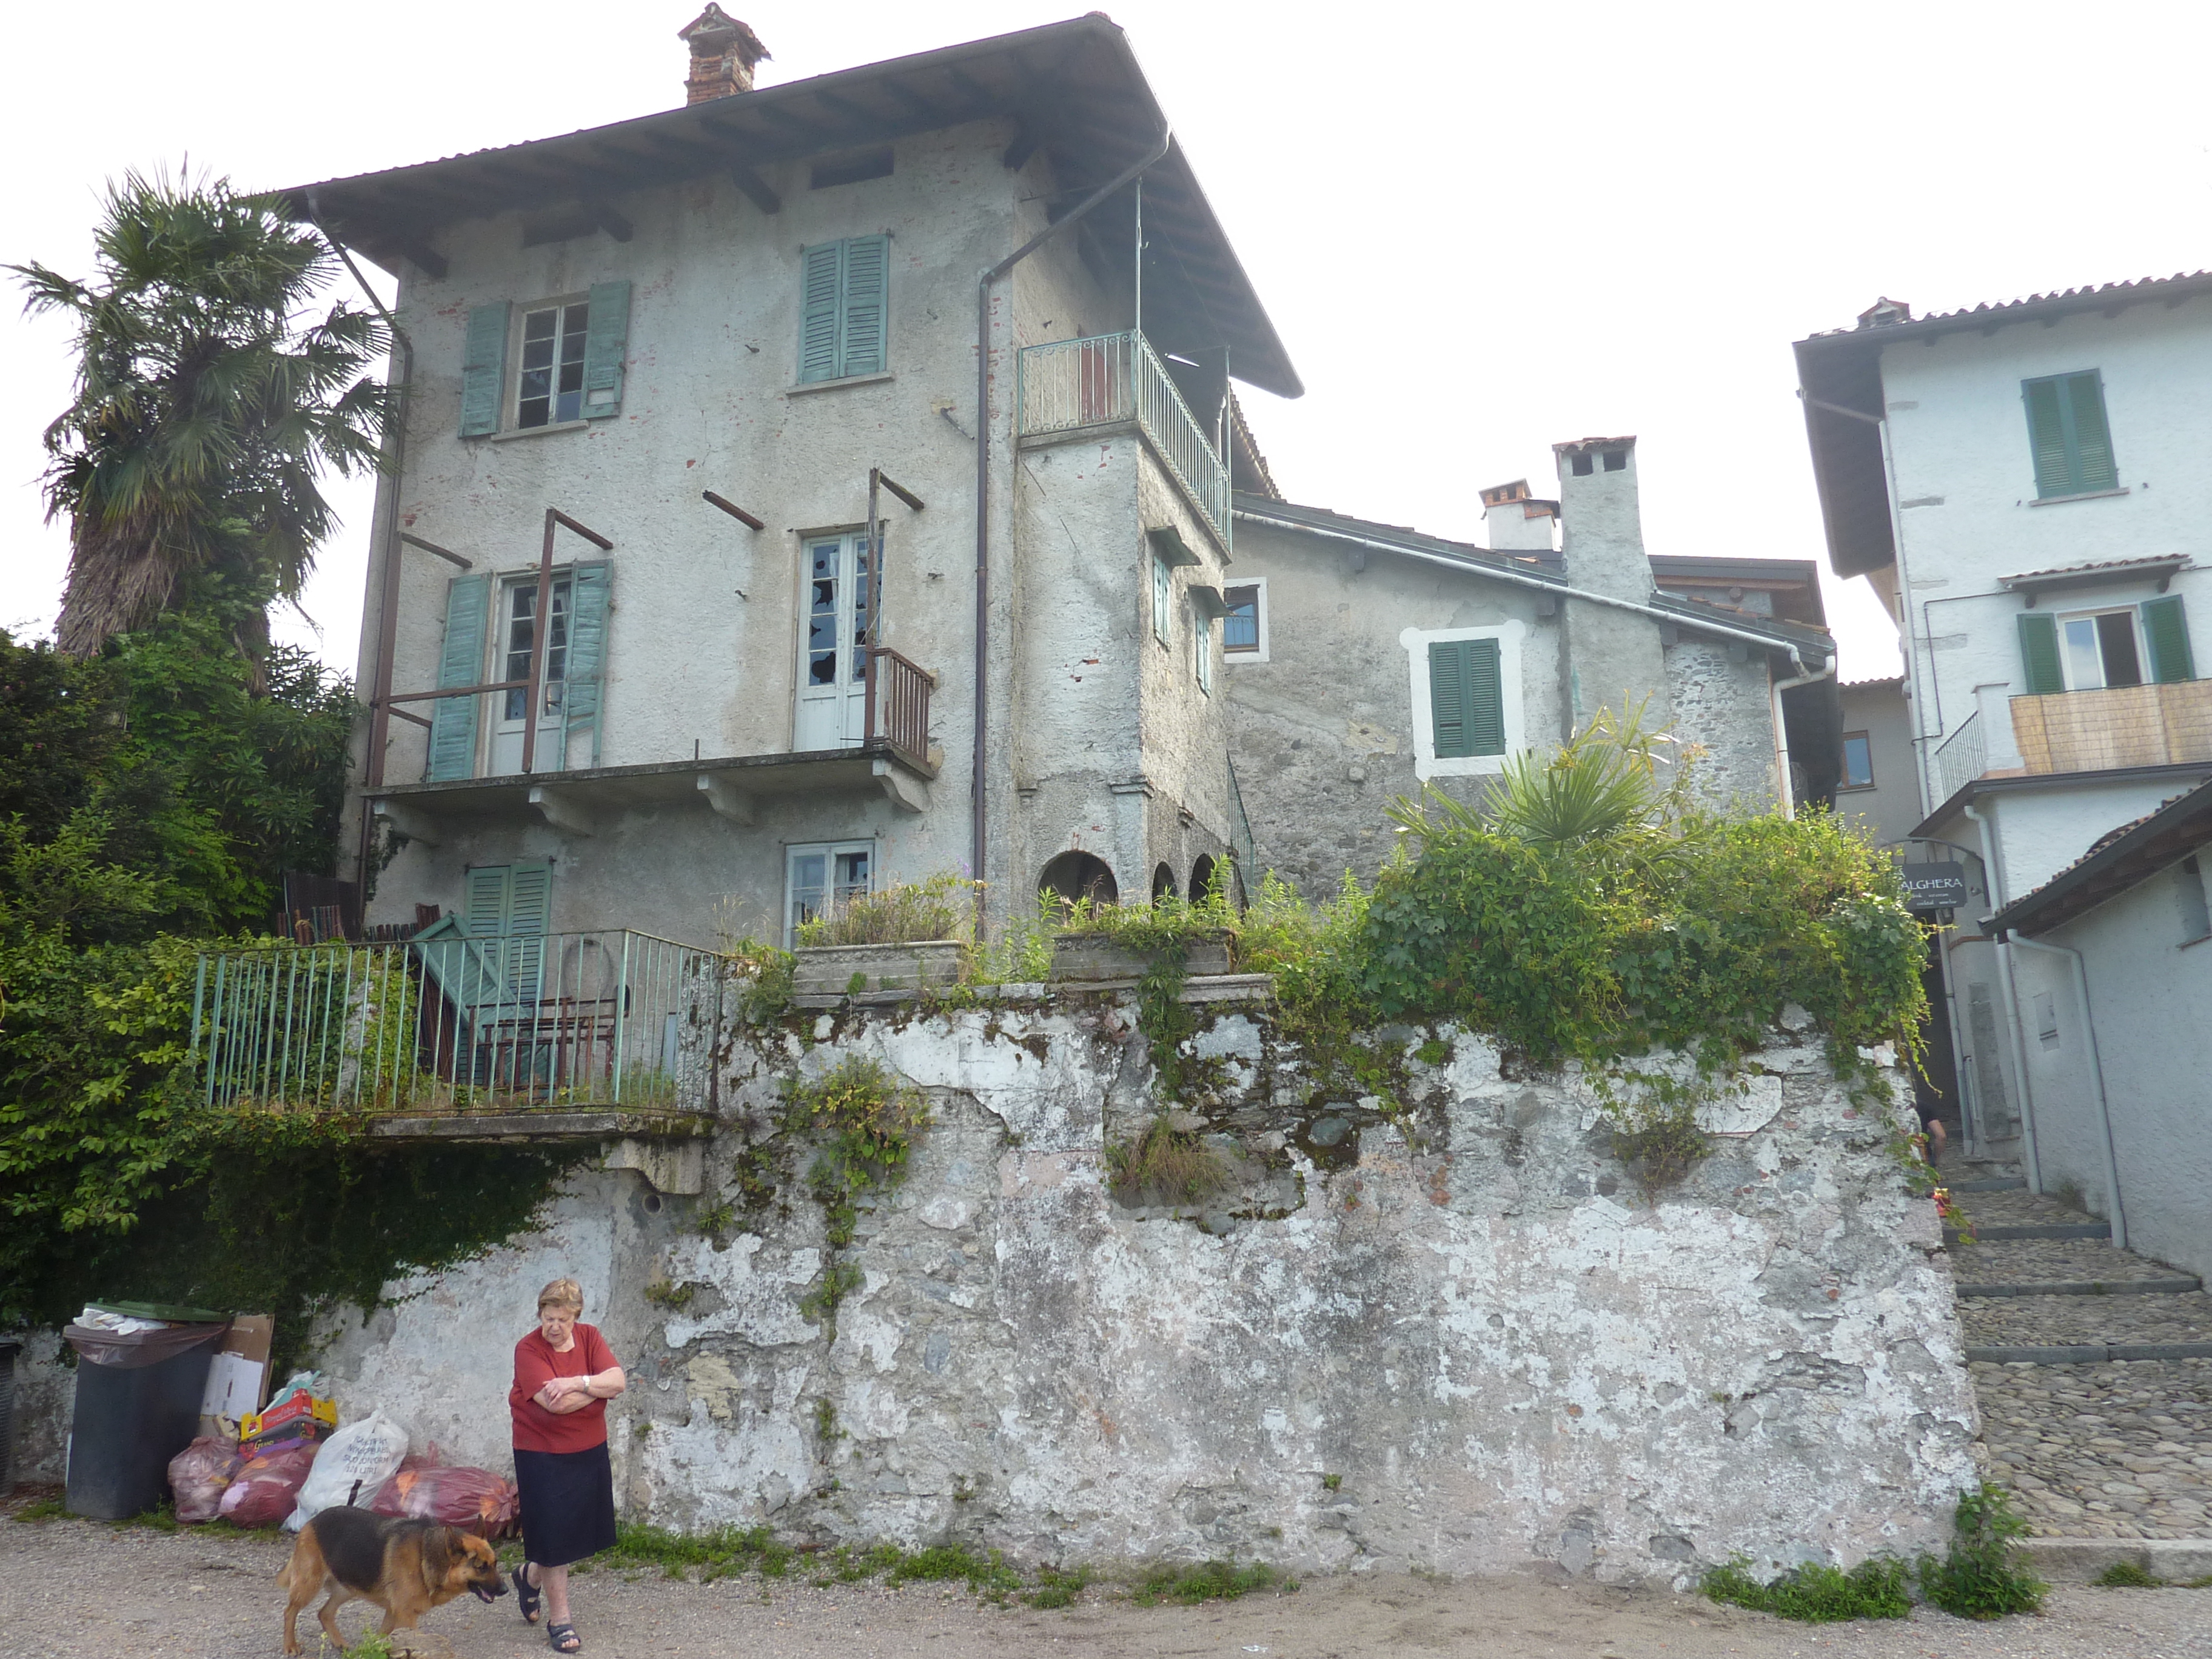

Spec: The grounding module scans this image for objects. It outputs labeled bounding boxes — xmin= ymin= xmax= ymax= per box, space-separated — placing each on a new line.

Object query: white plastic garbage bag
xmin=286 ymin=1409 xmax=410 ymax=1532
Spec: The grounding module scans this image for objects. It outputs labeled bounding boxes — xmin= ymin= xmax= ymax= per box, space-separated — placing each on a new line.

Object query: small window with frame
xmin=1151 ymin=552 xmax=1173 ymax=647
xmin=517 ymin=299 xmax=592 ymax=428
xmin=1838 ymin=731 xmax=1874 ymax=790
xmin=785 ymin=840 xmax=874 ymax=946
xmin=1193 ymin=599 xmax=1213 ymax=694
xmin=2058 ymin=606 xmax=2145 ymax=690
xmin=1222 ymin=581 xmax=1266 ymax=660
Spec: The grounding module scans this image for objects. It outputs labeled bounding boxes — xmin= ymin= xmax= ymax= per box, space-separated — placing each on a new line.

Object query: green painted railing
xmin=1017 ymin=330 xmax=1232 ymax=549
xmin=190 ymin=930 xmax=722 ymax=1114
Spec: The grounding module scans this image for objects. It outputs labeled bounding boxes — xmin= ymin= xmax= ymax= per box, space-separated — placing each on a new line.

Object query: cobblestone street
xmin=1949 ymin=1178 xmax=2212 ymax=1541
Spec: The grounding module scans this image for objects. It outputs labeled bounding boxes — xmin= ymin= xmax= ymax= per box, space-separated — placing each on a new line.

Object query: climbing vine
xmin=783 ymin=1058 xmax=931 ymax=1334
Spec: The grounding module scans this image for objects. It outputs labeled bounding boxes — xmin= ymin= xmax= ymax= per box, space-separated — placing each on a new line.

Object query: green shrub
xmin=796 ymin=872 xmax=977 ymax=947
xmin=1917 ymin=1484 xmax=2046 ymax=1620
xmin=1701 ymin=1555 xmax=1911 ymax=1621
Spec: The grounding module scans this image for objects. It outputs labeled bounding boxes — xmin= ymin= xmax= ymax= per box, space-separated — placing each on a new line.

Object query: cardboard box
xmin=198 ymin=1313 xmax=273 ymax=1432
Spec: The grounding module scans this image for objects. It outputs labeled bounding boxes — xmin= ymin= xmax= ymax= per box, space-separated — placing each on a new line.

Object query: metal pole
xmin=866 ymin=467 xmax=882 ymax=740
xmin=1133 ymin=174 xmax=1143 ymax=340
xmin=520 ymin=508 xmax=557 ymax=774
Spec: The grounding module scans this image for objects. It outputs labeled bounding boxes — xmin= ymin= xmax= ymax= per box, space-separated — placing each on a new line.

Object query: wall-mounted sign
xmin=1900 ymin=862 xmax=1970 ymax=913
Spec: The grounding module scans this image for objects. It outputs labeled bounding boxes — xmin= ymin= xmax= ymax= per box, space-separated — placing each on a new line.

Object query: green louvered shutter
xmin=503 ymin=859 xmax=553 ymax=1004
xmin=2023 ymin=377 xmax=2070 ymax=498
xmin=459 ymin=303 xmax=509 ymax=437
xmin=2017 ymin=611 xmax=2064 ymax=695
xmin=582 ymin=280 xmax=630 ymax=419
xmin=840 ymin=235 xmax=888 ymax=378
xmin=563 ymin=561 xmax=612 ymax=766
xmin=462 ymin=865 xmax=512 ymax=936
xmin=798 ymin=243 xmax=843 ymax=383
xmin=2065 ymin=372 xmax=2118 ymax=492
xmin=2142 ymin=594 xmax=2196 ymax=683
xmin=426 ymin=574 xmax=491 ymax=780
xmin=1465 ymin=637 xmax=1505 ymax=756
xmin=1430 ymin=641 xmax=1471 ymax=759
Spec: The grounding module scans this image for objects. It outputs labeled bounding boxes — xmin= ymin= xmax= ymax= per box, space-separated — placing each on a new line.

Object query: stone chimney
xmin=1478 ymin=479 xmax=1558 ymax=555
xmin=679 ymin=5 xmax=769 ymax=104
xmin=1552 ymin=437 xmax=1647 ymax=603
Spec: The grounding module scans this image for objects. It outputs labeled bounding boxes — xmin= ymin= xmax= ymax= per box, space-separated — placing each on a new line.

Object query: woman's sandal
xmin=548 ymin=1621 xmax=581 ymax=1653
xmin=515 ymin=1564 xmax=542 ymax=1624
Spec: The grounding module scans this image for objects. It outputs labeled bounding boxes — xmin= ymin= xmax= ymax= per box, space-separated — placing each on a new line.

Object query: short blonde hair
xmin=537 ymin=1278 xmax=584 ymax=1315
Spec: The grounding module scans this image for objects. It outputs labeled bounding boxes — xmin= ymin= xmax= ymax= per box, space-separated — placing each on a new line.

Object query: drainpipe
xmin=1768 ymin=656 xmax=1833 ymax=816
xmin=310 ymin=195 xmax=414 ymax=900
xmin=1965 ymin=801 xmax=2042 ymax=1190
xmin=2007 ymin=932 xmax=2126 ymax=1249
xmin=972 ymin=129 xmax=1172 ymax=912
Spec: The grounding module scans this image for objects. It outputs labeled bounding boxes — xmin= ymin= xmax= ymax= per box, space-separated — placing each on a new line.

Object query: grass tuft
xmin=1131 ymin=1559 xmax=1295 ymax=1606
xmin=1701 ymin=1556 xmax=1911 ymax=1622
xmin=603 ymin=1521 xmax=794 ymax=1582
xmin=2093 ymin=1561 xmax=2163 ymax=1589
xmin=1106 ymin=1118 xmax=1229 ymax=1206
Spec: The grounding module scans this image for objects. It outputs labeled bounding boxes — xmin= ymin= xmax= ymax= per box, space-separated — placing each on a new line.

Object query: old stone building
xmin=1223 ymin=438 xmax=1841 ymax=893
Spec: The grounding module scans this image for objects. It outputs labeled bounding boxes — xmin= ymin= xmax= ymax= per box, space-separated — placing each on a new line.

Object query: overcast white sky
xmin=7 ymin=1 xmax=2210 ymax=685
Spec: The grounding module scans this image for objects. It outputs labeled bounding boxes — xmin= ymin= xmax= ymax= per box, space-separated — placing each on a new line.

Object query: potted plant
xmin=791 ymin=874 xmax=974 ymax=999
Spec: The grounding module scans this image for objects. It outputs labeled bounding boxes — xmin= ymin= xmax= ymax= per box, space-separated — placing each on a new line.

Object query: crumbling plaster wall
xmin=1664 ymin=642 xmax=1783 ymax=811
xmin=304 ymin=994 xmax=1976 ymax=1584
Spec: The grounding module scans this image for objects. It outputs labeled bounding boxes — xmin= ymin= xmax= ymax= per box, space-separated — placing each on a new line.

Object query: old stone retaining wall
xmin=15 ymin=990 xmax=1979 ymax=1583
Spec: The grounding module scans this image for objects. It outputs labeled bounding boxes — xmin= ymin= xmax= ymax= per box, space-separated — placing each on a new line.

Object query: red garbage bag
xmin=218 ymin=1443 xmax=318 ymax=1528
xmin=167 ymin=1436 xmax=241 ymax=1524
xmin=368 ymin=1464 xmax=520 ymax=1537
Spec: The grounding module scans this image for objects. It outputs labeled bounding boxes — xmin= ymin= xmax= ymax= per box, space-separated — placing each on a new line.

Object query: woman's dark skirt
xmin=513 ymin=1443 xmax=618 ymax=1568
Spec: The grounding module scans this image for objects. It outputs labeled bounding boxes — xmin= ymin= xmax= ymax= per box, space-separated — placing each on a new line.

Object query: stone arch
xmin=1189 ymin=853 xmax=1218 ymax=901
xmin=1151 ymin=862 xmax=1179 ymax=900
xmin=1040 ymin=850 xmax=1118 ymax=907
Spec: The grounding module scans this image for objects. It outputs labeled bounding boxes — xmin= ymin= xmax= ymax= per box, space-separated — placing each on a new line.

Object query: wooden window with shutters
xmin=2021 ymin=370 xmax=2119 ymax=500
xmin=1427 ymin=637 xmax=1505 ymax=759
xmin=2022 ymin=598 xmax=2194 ymax=692
xmin=458 ymin=281 xmax=630 ymax=437
xmin=797 ymin=236 xmax=890 ymax=384
xmin=2142 ymin=594 xmax=2196 ymax=683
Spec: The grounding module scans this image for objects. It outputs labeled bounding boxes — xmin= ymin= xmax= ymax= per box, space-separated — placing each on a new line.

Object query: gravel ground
xmin=5 ymin=1506 xmax=2210 ymax=1659
xmin=1971 ymin=1358 xmax=2212 ymax=1538
xmin=1960 ymin=1292 xmax=2212 ymax=1348
xmin=1951 ymin=1238 xmax=2200 ymax=1289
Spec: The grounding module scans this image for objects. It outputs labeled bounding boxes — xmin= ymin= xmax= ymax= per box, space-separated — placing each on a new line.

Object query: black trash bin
xmin=63 ymin=1304 xmax=229 ymax=1520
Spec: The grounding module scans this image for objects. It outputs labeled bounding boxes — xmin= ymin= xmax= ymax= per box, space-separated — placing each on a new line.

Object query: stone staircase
xmin=1945 ymin=1173 xmax=2212 ymax=1569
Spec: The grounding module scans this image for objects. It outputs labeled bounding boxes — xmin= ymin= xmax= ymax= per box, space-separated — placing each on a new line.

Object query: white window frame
xmin=1401 ymin=620 xmax=1526 ymax=780
xmin=2056 ymin=605 xmax=2147 ymax=691
xmin=784 ymin=839 xmax=876 ymax=947
xmin=1222 ymin=578 xmax=1269 ymax=662
xmin=512 ymin=295 xmax=592 ymax=431
xmin=1151 ymin=552 xmax=1173 ymax=647
xmin=1192 ymin=598 xmax=1213 ymax=695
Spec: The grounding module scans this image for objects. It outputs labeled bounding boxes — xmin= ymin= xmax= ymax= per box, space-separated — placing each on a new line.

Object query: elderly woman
xmin=509 ymin=1278 xmax=625 ymax=1654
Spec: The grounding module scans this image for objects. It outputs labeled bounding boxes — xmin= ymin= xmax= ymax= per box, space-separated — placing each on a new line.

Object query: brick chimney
xmin=1478 ymin=479 xmax=1558 ymax=555
xmin=679 ymin=5 xmax=769 ymax=104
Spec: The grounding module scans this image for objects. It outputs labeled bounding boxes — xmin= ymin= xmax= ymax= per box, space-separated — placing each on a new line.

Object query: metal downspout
xmin=972 ymin=128 xmax=1172 ymax=910
xmin=1768 ymin=659 xmax=1834 ymax=816
xmin=1966 ymin=802 xmax=2043 ymax=1190
xmin=2008 ymin=933 xmax=2126 ymax=1249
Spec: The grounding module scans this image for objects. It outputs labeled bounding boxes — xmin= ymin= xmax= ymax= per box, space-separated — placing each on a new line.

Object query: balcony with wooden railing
xmin=2011 ymin=680 xmax=2212 ymax=774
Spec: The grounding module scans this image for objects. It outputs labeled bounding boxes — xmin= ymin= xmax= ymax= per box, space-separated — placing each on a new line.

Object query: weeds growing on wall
xmin=1105 ymin=1118 xmax=1229 ymax=1207
xmin=1916 ymin=1483 xmax=2047 ymax=1620
xmin=1587 ymin=1070 xmax=1725 ymax=1195
xmin=783 ymin=1059 xmax=931 ymax=1333
xmin=1053 ymin=877 xmax=1239 ymax=1095
xmin=1701 ymin=1556 xmax=1912 ymax=1622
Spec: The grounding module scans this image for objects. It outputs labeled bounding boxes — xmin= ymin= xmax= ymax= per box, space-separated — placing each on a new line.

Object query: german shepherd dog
xmin=279 ymin=1504 xmax=508 ymax=1653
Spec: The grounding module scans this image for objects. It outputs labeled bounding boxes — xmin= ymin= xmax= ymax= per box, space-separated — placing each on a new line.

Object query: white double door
xmin=794 ymin=531 xmax=875 ymax=752
xmin=491 ymin=576 xmax=571 ymax=776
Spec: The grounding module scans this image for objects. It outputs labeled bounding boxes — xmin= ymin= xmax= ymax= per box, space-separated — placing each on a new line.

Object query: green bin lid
xmin=89 ymin=1300 xmax=229 ymax=1324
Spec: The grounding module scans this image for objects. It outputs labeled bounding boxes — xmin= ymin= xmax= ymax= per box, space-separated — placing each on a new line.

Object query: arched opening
xmin=1189 ymin=854 xmax=1218 ymax=902
xmin=1039 ymin=851 xmax=1118 ymax=908
xmin=1151 ymin=862 xmax=1178 ymax=901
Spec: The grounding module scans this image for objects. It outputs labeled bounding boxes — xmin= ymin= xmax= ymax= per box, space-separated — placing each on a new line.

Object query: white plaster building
xmin=303 ymin=10 xmax=1291 ymax=947
xmin=1796 ymin=278 xmax=2212 ymax=1184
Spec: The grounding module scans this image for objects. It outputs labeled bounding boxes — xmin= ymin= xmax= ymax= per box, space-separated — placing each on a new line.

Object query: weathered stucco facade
xmin=252 ymin=991 xmax=1977 ymax=1584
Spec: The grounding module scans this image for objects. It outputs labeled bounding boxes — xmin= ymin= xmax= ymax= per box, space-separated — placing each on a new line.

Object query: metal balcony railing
xmin=190 ymin=930 xmax=722 ymax=1115
xmin=1931 ymin=711 xmax=1986 ymax=806
xmin=1017 ymin=330 xmax=1232 ymax=549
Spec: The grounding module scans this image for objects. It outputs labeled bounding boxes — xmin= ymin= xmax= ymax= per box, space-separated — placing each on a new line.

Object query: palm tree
xmin=12 ymin=172 xmax=389 ymax=658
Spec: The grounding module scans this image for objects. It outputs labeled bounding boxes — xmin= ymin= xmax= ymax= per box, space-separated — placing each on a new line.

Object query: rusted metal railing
xmin=190 ymin=930 xmax=721 ymax=1115
xmin=864 ymin=646 xmax=933 ymax=766
xmin=1017 ymin=330 xmax=1232 ymax=549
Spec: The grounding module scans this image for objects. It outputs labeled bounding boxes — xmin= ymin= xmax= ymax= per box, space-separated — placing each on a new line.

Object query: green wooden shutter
xmin=426 ymin=574 xmax=491 ymax=780
xmin=2023 ymin=377 xmax=2070 ymax=498
xmin=2017 ymin=611 xmax=2064 ymax=695
xmin=840 ymin=235 xmax=888 ymax=378
xmin=798 ymin=243 xmax=843 ymax=383
xmin=459 ymin=303 xmax=510 ymax=437
xmin=2065 ymin=371 xmax=2118 ymax=492
xmin=1465 ymin=637 xmax=1505 ymax=756
xmin=2142 ymin=594 xmax=2196 ymax=683
xmin=1430 ymin=641 xmax=1471 ymax=758
xmin=504 ymin=861 xmax=552 ymax=936
xmin=581 ymin=280 xmax=631 ymax=420
xmin=462 ymin=864 xmax=512 ymax=936
xmin=563 ymin=561 xmax=612 ymax=765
